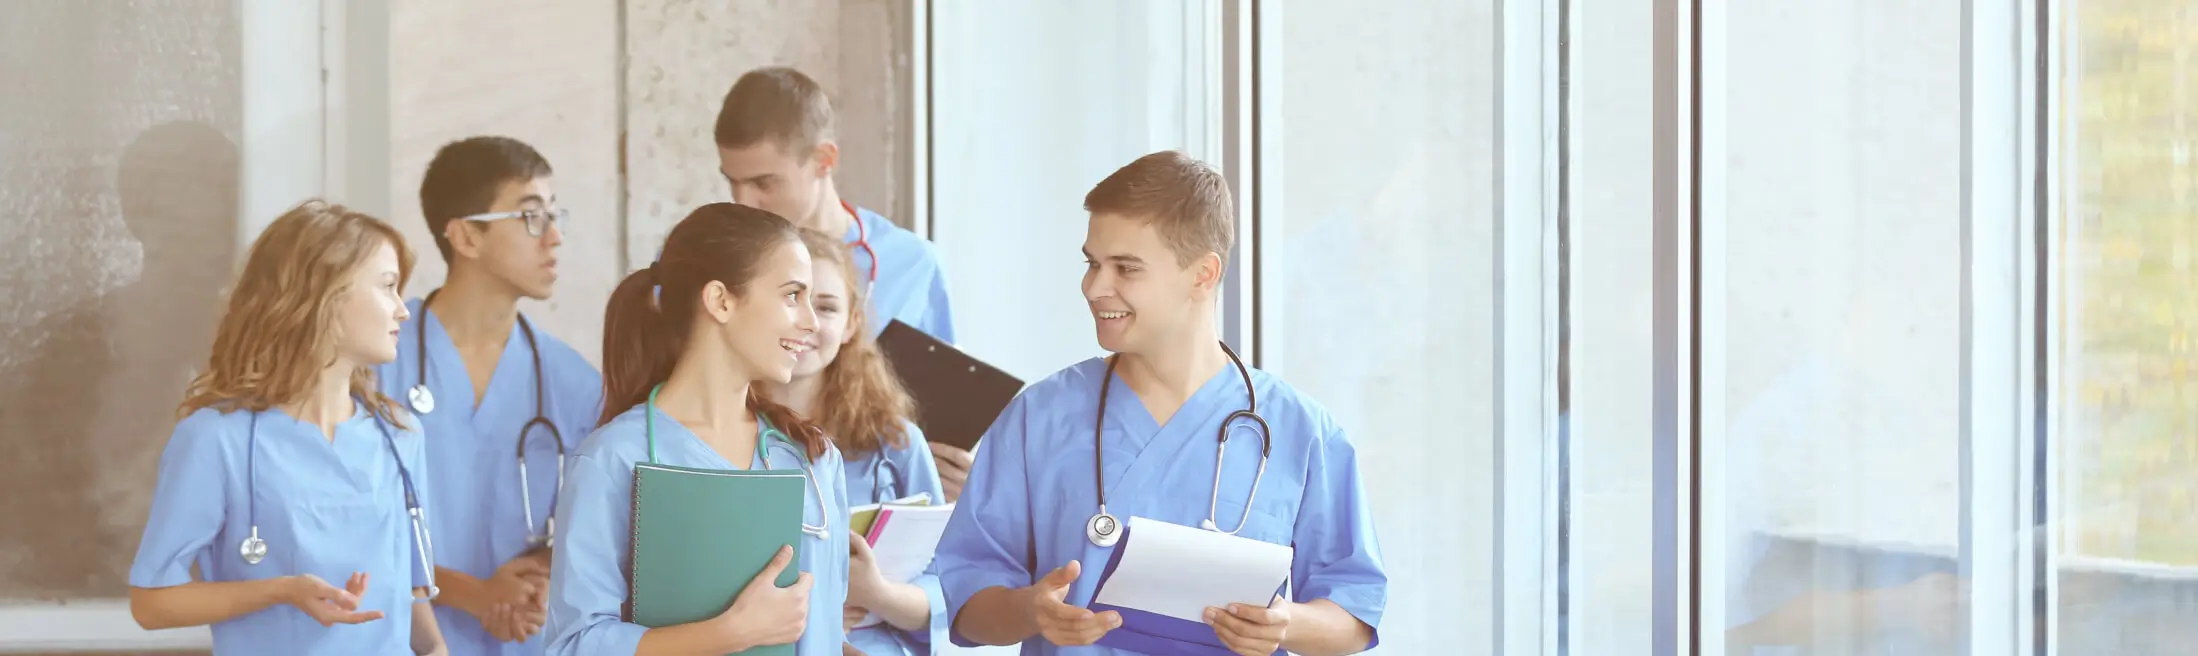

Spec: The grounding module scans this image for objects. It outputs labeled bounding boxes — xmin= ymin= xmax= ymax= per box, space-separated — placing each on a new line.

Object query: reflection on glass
xmin=2056 ymin=1 xmax=2198 ymax=652
xmin=1716 ymin=0 xmax=1967 ymax=652
xmin=1265 ymin=1 xmax=1496 ymax=652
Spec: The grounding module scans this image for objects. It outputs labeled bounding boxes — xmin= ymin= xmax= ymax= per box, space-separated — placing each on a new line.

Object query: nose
xmin=395 ymin=301 xmax=411 ymax=323
xmin=795 ymin=297 xmax=819 ymax=334
xmin=541 ymin=218 xmax=565 ymax=248
xmin=1082 ymin=269 xmax=1111 ymax=302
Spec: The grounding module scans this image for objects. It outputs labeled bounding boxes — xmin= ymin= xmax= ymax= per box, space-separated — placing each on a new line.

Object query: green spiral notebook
xmin=627 ymin=461 xmax=806 ymax=655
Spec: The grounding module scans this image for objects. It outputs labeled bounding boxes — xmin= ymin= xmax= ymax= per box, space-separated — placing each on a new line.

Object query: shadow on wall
xmin=0 ymin=121 xmax=238 ymax=598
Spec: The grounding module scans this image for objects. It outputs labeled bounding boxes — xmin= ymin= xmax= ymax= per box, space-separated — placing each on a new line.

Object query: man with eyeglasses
xmin=376 ymin=136 xmax=605 ymax=656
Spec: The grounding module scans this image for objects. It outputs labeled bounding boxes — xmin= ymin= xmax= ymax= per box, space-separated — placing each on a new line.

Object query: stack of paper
xmin=849 ymin=492 xmax=932 ymax=537
xmin=1087 ymin=516 xmax=1294 ymax=655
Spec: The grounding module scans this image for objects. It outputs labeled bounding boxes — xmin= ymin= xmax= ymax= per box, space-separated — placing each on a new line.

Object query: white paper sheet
xmin=1089 ymin=516 xmax=1294 ymax=622
xmin=853 ymin=502 xmax=956 ymax=629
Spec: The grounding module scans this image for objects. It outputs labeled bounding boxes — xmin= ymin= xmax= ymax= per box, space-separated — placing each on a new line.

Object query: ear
xmin=841 ymin=308 xmax=865 ymax=347
xmin=444 ymin=219 xmax=487 ymax=260
xmin=1192 ymin=251 xmax=1225 ymax=295
xmin=700 ymin=280 xmax=738 ymax=325
xmin=811 ymin=141 xmax=840 ymax=178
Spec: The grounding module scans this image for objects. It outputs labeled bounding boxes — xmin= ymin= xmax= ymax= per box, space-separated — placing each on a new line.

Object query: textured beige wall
xmin=387 ymin=0 xmax=625 ymax=361
xmin=623 ymin=0 xmax=915 ymax=269
xmin=383 ymin=0 xmax=916 ymax=362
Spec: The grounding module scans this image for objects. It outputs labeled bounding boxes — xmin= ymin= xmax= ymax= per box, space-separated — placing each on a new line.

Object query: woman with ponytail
xmin=543 ymin=203 xmax=852 ymax=656
xmin=763 ymin=228 xmax=946 ymax=655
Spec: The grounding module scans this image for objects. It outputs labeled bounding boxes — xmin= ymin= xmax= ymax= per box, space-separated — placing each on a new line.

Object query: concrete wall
xmin=392 ymin=0 xmax=918 ymax=365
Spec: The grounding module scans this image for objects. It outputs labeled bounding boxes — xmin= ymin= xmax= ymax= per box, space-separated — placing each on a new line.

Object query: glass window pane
xmin=1568 ymin=0 xmax=1659 ymax=648
xmin=2054 ymin=1 xmax=2198 ymax=651
xmin=1263 ymin=1 xmax=1497 ymax=651
xmin=1712 ymin=0 xmax=1968 ymax=652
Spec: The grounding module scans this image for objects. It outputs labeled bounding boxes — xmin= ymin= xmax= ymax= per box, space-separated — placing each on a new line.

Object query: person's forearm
xmin=432 ymin=567 xmax=485 ymax=615
xmin=1277 ymin=599 xmax=1375 ymax=656
xmin=951 ymin=586 xmax=1037 ymax=646
xmin=129 ymin=578 xmax=291 ymax=630
xmin=635 ymin=618 xmax=743 ymax=655
xmin=869 ymin=580 xmax=933 ymax=633
xmin=411 ymin=588 xmax=445 ymax=655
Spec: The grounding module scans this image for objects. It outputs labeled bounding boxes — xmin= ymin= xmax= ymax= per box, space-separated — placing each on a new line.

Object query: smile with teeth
xmin=1096 ymin=311 xmax=1131 ymax=320
xmin=780 ymin=339 xmax=812 ymax=355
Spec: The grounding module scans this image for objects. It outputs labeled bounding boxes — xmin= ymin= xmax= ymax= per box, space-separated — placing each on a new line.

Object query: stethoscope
xmin=867 ymin=455 xmax=906 ymax=502
xmin=1086 ymin=342 xmax=1271 ymax=549
xmin=239 ymin=409 xmax=439 ymax=599
xmin=404 ymin=290 xmax=565 ymax=552
xmin=841 ymin=200 xmax=878 ymax=285
xmin=644 ymin=385 xmax=830 ymax=540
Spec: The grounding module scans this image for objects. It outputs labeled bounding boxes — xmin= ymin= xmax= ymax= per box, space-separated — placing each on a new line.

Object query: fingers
xmin=310 ymin=578 xmax=363 ymax=612
xmin=764 ymin=545 xmax=795 ymax=576
xmin=789 ymin=571 xmax=815 ymax=595
xmin=1041 ymin=610 xmax=1119 ymax=646
xmin=486 ymin=604 xmax=514 ymax=642
xmin=1224 ymin=603 xmax=1282 ymax=626
xmin=318 ymin=607 xmax=384 ymax=626
xmin=506 ymin=556 xmax=552 ymax=579
xmin=1040 ymin=560 xmax=1082 ymax=591
xmin=941 ymin=477 xmax=964 ymax=503
xmin=929 ymin=443 xmax=975 ymax=470
xmin=1206 ymin=613 xmax=1270 ymax=656
xmin=1206 ymin=606 xmax=1256 ymax=634
xmin=848 ymin=533 xmax=874 ymax=558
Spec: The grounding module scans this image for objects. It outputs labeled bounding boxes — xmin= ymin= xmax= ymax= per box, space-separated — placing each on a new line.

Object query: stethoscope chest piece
xmin=239 ymin=528 xmax=267 ymax=565
xmin=408 ymin=384 xmax=436 ymax=415
xmin=1086 ymin=511 xmax=1121 ymax=548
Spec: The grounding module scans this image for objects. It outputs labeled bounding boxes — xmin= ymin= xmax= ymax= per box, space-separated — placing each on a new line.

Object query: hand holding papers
xmin=1087 ymin=517 xmax=1294 ymax=655
xmin=845 ymin=494 xmax=954 ymax=629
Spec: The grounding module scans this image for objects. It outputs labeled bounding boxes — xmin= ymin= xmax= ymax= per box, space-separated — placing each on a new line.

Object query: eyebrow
xmin=516 ymin=193 xmax=551 ymax=207
xmin=1081 ymin=248 xmax=1145 ymax=264
xmin=722 ymin=170 xmax=776 ymax=186
xmin=779 ymin=281 xmax=809 ymax=292
xmin=814 ymin=290 xmax=844 ymax=301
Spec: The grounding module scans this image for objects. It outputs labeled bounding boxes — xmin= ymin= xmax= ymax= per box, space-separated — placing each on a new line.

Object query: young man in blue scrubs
xmin=378 ymin=136 xmax=604 ymax=656
xmin=934 ymin=151 xmax=1388 ymax=655
xmin=713 ymin=66 xmax=955 ymax=344
xmin=712 ymin=66 xmax=976 ymax=500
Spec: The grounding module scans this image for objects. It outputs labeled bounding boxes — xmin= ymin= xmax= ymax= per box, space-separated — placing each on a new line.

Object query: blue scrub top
xmin=544 ymin=402 xmax=851 ymax=656
xmin=934 ymin=358 xmax=1389 ymax=655
xmin=375 ymin=297 xmax=604 ymax=656
xmin=841 ymin=421 xmax=950 ymax=656
xmin=847 ymin=206 xmax=955 ymax=343
xmin=130 ymin=404 xmax=432 ymax=655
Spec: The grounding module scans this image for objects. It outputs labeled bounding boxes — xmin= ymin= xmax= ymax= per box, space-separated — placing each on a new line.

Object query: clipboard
xmin=876 ymin=319 xmax=1023 ymax=451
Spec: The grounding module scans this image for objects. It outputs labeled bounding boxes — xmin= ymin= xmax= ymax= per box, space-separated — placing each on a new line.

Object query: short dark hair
xmin=418 ymin=136 xmax=552 ymax=262
xmin=713 ymin=67 xmax=835 ymax=157
xmin=1083 ymin=150 xmax=1235 ymax=269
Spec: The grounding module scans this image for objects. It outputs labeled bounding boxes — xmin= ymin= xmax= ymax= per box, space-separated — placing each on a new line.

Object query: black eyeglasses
xmin=457 ymin=207 xmax=569 ymax=237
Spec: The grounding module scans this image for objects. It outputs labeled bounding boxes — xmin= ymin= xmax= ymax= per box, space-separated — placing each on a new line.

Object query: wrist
xmin=713 ymin=612 xmax=757 ymax=654
xmin=270 ymin=575 xmax=304 ymax=607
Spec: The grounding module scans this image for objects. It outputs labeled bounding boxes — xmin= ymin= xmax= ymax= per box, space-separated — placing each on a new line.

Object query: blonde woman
xmin=128 ymin=200 xmax=448 ymax=655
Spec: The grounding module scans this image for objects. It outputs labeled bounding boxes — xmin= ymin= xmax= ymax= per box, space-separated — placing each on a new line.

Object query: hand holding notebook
xmin=1086 ymin=517 xmax=1295 ymax=655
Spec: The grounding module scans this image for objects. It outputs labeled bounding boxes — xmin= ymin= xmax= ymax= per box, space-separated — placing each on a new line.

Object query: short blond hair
xmin=1082 ymin=150 xmax=1235 ymax=269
